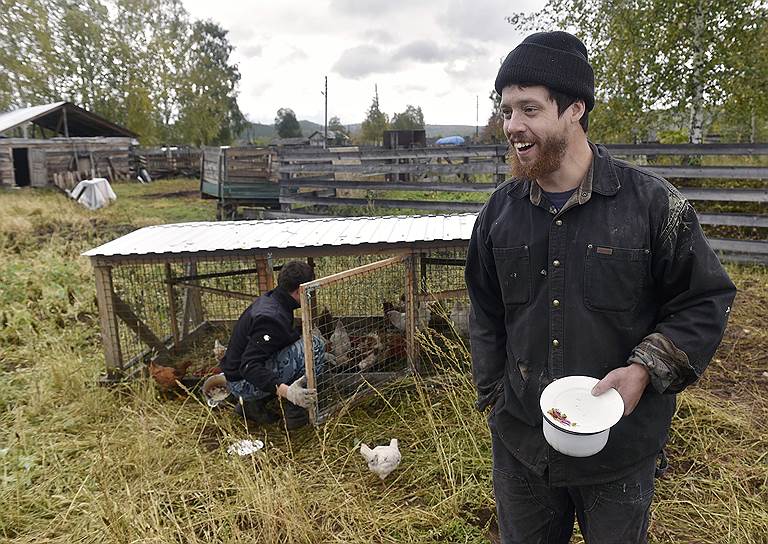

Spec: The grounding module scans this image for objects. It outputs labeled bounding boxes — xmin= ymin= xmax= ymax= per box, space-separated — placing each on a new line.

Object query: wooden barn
xmin=0 ymin=102 xmax=137 ymax=189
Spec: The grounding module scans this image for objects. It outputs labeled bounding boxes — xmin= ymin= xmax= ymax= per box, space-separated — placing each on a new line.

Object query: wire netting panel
xmin=108 ymin=255 xmax=274 ymax=371
xmin=303 ymin=256 xmax=411 ymax=423
xmin=418 ymin=246 xmax=470 ymax=346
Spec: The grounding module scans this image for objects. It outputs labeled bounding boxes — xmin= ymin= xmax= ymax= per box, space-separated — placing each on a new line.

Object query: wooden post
xmin=405 ymin=254 xmax=418 ymax=373
xmin=255 ymin=257 xmax=274 ymax=294
xmin=165 ymin=263 xmax=180 ymax=346
xmin=299 ymin=284 xmax=317 ymax=424
xmin=181 ymin=261 xmax=204 ymax=335
xmin=93 ymin=263 xmax=123 ymax=378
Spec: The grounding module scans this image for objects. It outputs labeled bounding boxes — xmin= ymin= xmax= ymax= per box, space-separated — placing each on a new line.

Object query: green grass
xmin=0 ymin=178 xmax=766 ymax=543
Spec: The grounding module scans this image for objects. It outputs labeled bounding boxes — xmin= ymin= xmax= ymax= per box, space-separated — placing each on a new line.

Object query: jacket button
xmin=553 ymin=260 xmax=561 ymax=267
xmin=552 ymin=299 xmax=560 ymax=307
xmin=555 ymin=219 xmax=563 ymax=226
xmin=552 ymin=339 xmax=560 ymax=347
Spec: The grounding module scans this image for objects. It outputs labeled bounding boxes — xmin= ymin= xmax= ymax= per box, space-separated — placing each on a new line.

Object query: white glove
xmin=285 ymin=376 xmax=317 ymax=409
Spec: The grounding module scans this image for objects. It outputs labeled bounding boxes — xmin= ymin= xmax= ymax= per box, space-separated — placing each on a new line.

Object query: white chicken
xmin=386 ymin=303 xmax=430 ymax=331
xmin=330 ymin=319 xmax=351 ymax=365
xmin=360 ymin=438 xmax=401 ymax=480
xmin=213 ymin=339 xmax=227 ymax=361
xmin=386 ymin=309 xmax=406 ymax=332
xmin=450 ymin=300 xmax=470 ymax=337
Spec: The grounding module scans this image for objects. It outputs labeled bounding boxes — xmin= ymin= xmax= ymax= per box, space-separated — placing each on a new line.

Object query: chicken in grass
xmin=149 ymin=360 xmax=192 ymax=390
xmin=360 ymin=439 xmax=401 ymax=480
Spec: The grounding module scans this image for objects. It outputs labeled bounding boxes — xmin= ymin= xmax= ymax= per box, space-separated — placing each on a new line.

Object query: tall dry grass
xmin=1 ymin=180 xmax=766 ymax=543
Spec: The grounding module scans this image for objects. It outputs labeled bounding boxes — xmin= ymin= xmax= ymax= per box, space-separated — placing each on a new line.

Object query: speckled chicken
xmin=360 ymin=438 xmax=401 ymax=480
xmin=450 ymin=300 xmax=470 ymax=337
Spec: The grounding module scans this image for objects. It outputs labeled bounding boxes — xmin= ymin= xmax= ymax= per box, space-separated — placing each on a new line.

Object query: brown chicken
xmin=149 ymin=360 xmax=192 ymax=390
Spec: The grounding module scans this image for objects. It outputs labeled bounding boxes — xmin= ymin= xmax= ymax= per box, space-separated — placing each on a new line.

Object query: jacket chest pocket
xmin=584 ymin=244 xmax=650 ymax=312
xmin=493 ymin=245 xmax=531 ymax=305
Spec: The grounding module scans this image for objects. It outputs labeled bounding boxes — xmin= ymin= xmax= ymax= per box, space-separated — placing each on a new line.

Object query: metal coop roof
xmin=83 ymin=214 xmax=478 ymax=259
xmin=0 ymin=102 xmax=137 ymax=137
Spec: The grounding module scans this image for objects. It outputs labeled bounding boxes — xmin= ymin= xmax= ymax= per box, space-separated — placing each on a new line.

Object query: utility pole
xmin=323 ymin=76 xmax=328 ymax=149
xmin=475 ymin=95 xmax=479 ymax=140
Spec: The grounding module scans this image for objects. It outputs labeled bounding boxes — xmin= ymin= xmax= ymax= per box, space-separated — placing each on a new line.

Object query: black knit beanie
xmin=494 ymin=31 xmax=595 ymax=111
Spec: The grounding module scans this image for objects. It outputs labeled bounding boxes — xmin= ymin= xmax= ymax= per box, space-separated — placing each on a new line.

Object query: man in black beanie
xmin=466 ymin=31 xmax=735 ymax=543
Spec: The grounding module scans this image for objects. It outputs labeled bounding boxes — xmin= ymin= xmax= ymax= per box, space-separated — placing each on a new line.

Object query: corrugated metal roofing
xmin=0 ymin=102 xmax=137 ymax=137
xmin=82 ymin=214 xmax=478 ymax=258
xmin=0 ymin=102 xmax=66 ymax=134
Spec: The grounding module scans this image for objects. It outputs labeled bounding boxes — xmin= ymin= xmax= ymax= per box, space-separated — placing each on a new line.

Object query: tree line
xmin=273 ymin=88 xmax=425 ymax=145
xmin=0 ymin=0 xmax=244 ymax=146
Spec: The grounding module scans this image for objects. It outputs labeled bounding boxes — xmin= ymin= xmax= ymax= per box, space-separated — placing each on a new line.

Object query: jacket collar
xmin=271 ymin=286 xmax=301 ymax=311
xmin=505 ymin=141 xmax=621 ymax=201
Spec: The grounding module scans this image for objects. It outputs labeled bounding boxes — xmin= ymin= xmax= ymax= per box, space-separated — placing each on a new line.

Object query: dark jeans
xmin=492 ymin=432 xmax=655 ymax=544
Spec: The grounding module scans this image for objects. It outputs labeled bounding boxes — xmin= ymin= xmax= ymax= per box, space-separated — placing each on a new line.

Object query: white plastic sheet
xmin=69 ymin=178 xmax=117 ymax=210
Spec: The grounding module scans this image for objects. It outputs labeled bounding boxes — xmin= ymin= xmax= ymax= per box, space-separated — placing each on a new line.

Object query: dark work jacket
xmin=220 ymin=287 xmax=301 ymax=392
xmin=466 ymin=143 xmax=736 ymax=486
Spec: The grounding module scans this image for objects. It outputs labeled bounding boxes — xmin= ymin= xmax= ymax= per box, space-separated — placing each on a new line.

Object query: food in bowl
xmin=539 ymin=376 xmax=624 ymax=457
xmin=547 ymin=407 xmax=577 ymax=427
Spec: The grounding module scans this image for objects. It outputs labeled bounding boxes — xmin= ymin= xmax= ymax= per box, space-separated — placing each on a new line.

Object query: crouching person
xmin=221 ymin=261 xmax=326 ymax=429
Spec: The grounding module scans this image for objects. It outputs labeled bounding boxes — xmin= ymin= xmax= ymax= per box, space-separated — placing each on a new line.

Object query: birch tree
xmin=507 ymin=0 xmax=768 ymax=142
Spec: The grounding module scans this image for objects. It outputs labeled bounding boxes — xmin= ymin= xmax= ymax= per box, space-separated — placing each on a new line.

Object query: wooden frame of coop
xmin=82 ymin=215 xmax=475 ymax=423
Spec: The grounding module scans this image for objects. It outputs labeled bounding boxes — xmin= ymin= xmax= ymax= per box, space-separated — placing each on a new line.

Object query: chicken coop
xmin=83 ymin=214 xmax=475 ymax=424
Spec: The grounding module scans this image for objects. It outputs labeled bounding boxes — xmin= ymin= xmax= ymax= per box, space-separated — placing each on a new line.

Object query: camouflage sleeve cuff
xmin=628 ymin=333 xmax=694 ymax=394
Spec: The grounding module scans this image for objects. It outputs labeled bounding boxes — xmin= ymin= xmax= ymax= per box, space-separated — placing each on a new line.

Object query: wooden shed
xmin=83 ymin=214 xmax=475 ymax=423
xmin=0 ymin=102 xmax=137 ymax=189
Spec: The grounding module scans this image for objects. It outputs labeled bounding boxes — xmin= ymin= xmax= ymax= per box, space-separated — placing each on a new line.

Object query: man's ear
xmin=569 ymin=99 xmax=586 ymax=126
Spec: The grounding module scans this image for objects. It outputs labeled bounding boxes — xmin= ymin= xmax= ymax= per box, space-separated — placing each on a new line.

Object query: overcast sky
xmin=181 ymin=0 xmax=546 ymax=127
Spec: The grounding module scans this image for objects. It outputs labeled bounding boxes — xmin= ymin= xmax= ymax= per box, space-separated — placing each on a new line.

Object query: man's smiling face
xmin=501 ymin=84 xmax=573 ymax=180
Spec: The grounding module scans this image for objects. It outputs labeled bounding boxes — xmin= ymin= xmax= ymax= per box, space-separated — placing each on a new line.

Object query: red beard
xmin=507 ymin=134 xmax=568 ymax=180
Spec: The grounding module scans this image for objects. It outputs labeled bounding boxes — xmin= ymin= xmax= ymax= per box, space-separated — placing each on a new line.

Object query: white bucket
xmin=539 ymin=376 xmax=624 ymax=457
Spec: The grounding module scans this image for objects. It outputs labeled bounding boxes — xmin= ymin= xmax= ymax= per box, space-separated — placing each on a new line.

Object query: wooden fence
xmin=276 ymin=143 xmax=768 ymax=263
xmin=134 ymin=146 xmax=201 ymax=179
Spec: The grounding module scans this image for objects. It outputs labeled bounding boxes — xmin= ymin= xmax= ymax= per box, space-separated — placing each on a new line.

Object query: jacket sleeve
xmin=239 ymin=316 xmax=287 ymax=393
xmin=640 ymin=196 xmax=736 ymax=393
xmin=466 ymin=207 xmax=508 ymax=411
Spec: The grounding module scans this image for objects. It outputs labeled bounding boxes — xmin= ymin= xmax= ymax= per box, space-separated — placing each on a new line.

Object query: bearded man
xmin=465 ymin=31 xmax=736 ymax=544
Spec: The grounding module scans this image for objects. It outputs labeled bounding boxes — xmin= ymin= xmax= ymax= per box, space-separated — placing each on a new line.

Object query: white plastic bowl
xmin=202 ymin=373 xmax=230 ymax=407
xmin=539 ymin=376 xmax=624 ymax=457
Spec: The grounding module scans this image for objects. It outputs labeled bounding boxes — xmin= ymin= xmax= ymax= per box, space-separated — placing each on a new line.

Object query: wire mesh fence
xmin=106 ymin=255 xmax=274 ymax=375
xmin=300 ymin=255 xmax=414 ymax=423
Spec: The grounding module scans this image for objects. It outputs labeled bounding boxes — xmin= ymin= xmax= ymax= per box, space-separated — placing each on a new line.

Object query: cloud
xmin=329 ymin=0 xmax=408 ymax=16
xmin=437 ymin=0 xmax=518 ymax=42
xmin=394 ymin=40 xmax=447 ymax=63
xmin=239 ymin=44 xmax=263 ymax=59
xmin=332 ymin=45 xmax=400 ymax=79
xmin=281 ymin=47 xmax=308 ymax=63
xmin=360 ymin=28 xmax=395 ymax=44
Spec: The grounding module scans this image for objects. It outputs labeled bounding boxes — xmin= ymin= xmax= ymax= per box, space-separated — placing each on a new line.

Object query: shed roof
xmin=83 ymin=214 xmax=477 ymax=258
xmin=0 ymin=102 xmax=137 ymax=137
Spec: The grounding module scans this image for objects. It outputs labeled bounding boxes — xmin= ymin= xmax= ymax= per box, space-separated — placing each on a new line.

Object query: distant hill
xmin=238 ymin=120 xmax=477 ymax=143
xmin=345 ymin=123 xmax=476 ymax=138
